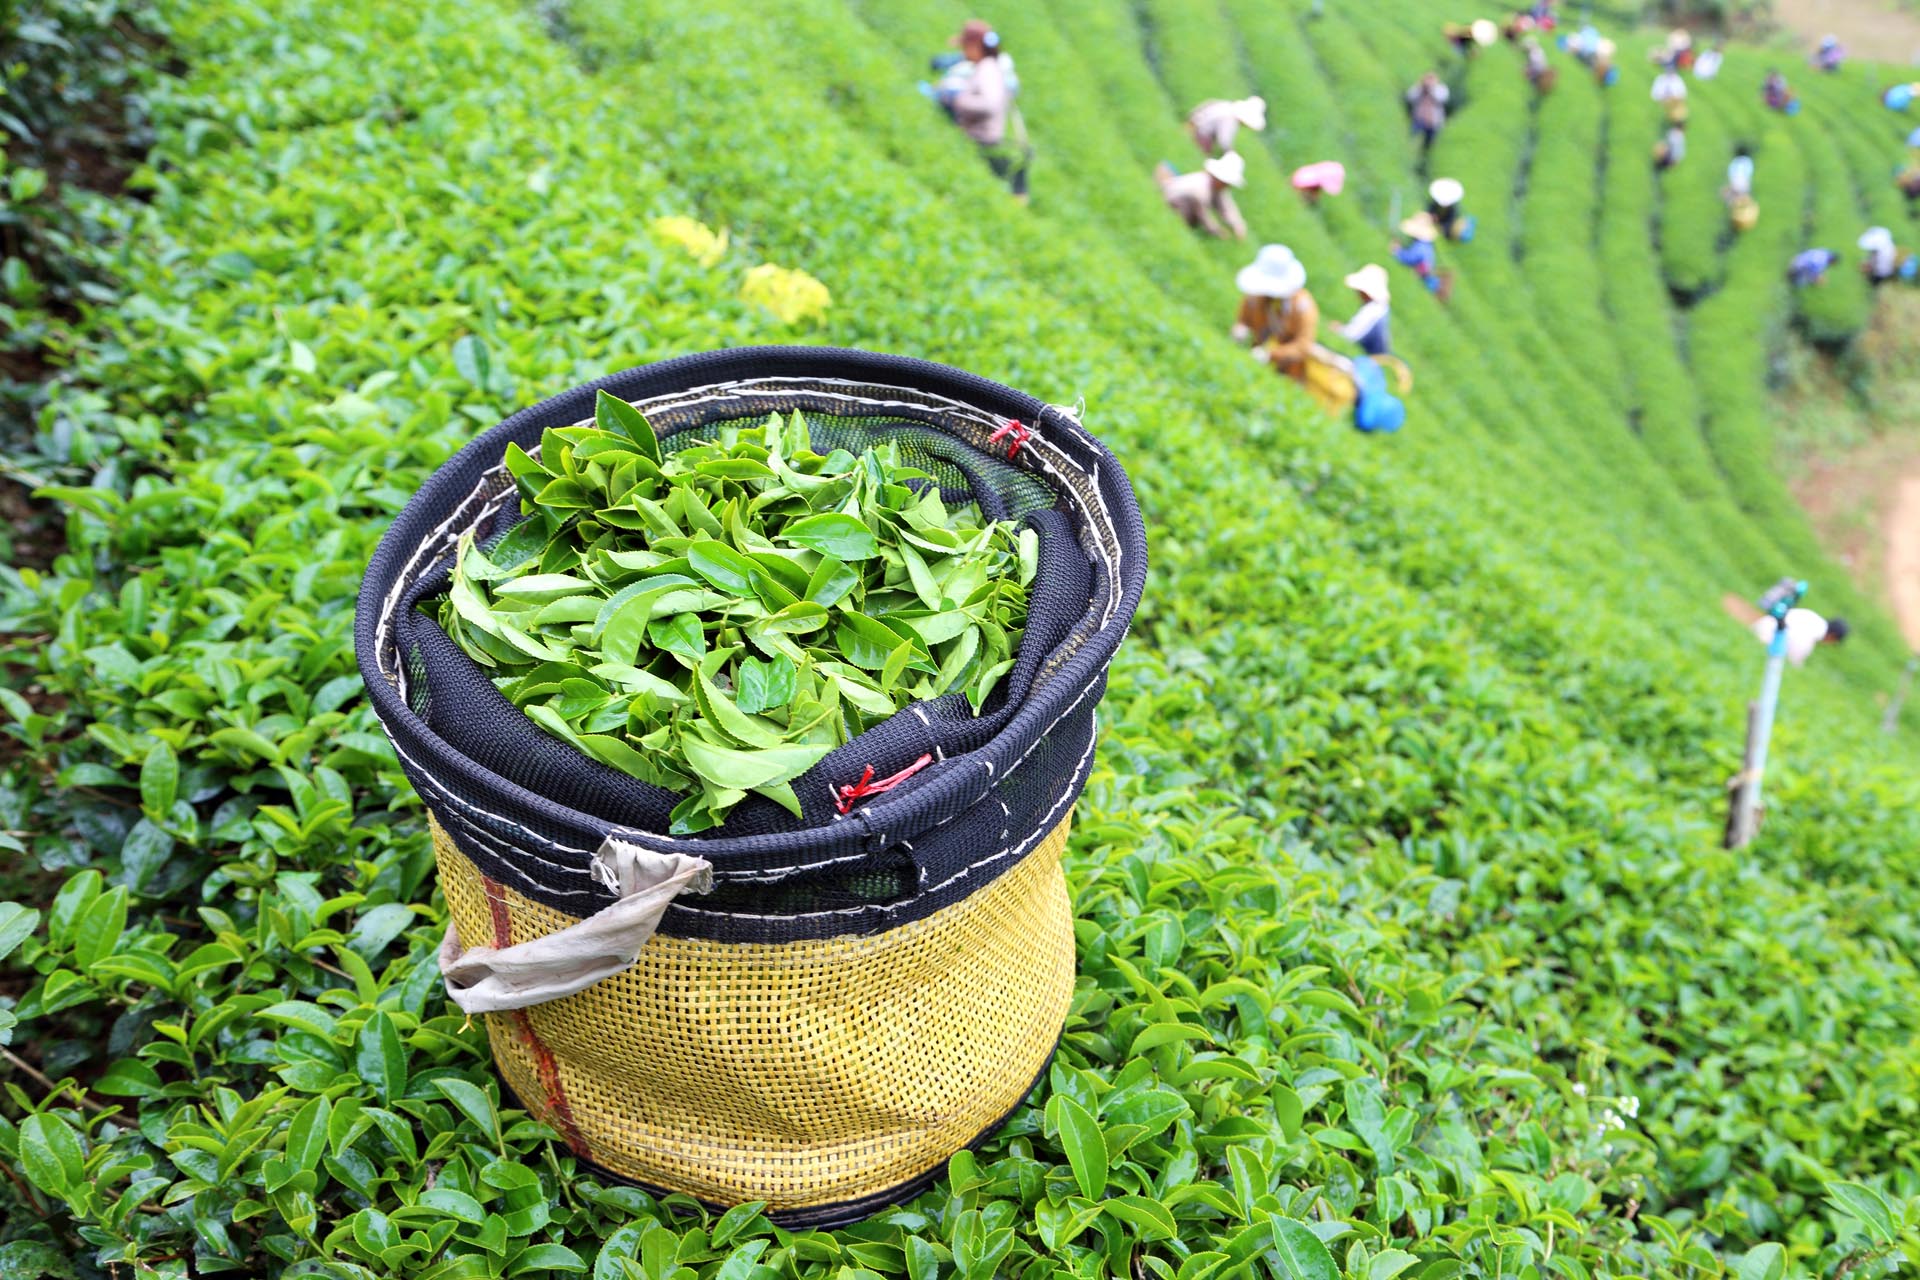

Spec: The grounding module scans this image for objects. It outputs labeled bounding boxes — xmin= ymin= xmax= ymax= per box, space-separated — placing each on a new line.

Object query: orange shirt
xmin=1236 ymin=289 xmax=1320 ymax=371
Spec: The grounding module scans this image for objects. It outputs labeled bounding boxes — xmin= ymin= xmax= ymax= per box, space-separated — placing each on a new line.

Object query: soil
xmin=1791 ymin=441 xmax=1920 ymax=648
xmin=1781 ymin=297 xmax=1920 ymax=649
xmin=1887 ymin=472 xmax=1920 ymax=647
xmin=1772 ymin=0 xmax=1920 ymax=64
xmin=0 ymin=479 xmax=64 ymax=573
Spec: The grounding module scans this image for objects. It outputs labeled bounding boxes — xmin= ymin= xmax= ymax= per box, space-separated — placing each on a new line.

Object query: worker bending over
xmin=1859 ymin=227 xmax=1901 ymax=285
xmin=1156 ymin=152 xmax=1248 ymax=239
xmin=1187 ymin=96 xmax=1266 ymax=156
xmin=1232 ymin=244 xmax=1319 ymax=381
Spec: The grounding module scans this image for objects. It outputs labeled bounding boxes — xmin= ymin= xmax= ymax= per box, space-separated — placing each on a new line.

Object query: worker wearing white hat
xmin=1334 ymin=264 xmax=1393 ymax=356
xmin=1859 ymin=226 xmax=1900 ymax=284
xmin=1187 ymin=96 xmax=1268 ymax=156
xmin=1156 ymin=151 xmax=1248 ymax=239
xmin=1231 ymin=245 xmax=1320 ymax=379
xmin=1427 ymin=177 xmax=1467 ymax=240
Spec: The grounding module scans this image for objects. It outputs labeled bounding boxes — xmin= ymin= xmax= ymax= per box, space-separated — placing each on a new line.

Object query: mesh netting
xmin=357 ymin=349 xmax=1145 ymax=945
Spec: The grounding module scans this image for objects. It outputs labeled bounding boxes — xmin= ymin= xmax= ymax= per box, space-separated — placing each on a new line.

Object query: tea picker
xmin=1723 ymin=579 xmax=1847 ymax=848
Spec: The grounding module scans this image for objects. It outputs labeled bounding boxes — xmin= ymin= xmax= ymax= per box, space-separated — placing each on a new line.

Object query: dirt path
xmin=1773 ymin=0 xmax=1920 ymax=64
xmin=1887 ymin=470 xmax=1920 ymax=648
xmin=1791 ymin=442 xmax=1920 ymax=648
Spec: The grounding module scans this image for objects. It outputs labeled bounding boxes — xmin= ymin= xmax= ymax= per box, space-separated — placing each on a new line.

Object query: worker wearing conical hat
xmin=1334 ymin=265 xmax=1393 ymax=357
xmin=1156 ymin=151 xmax=1248 ymax=239
xmin=1393 ymin=211 xmax=1447 ymax=296
xmin=1187 ymin=96 xmax=1267 ymax=156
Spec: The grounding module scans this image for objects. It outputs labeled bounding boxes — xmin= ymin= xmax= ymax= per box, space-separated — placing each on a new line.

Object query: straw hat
xmin=1471 ymin=19 xmax=1498 ymax=46
xmin=1234 ymin=96 xmax=1268 ymax=130
xmin=1343 ymin=263 xmax=1391 ymax=301
xmin=1204 ymin=150 xmax=1248 ymax=187
xmin=1236 ymin=244 xmax=1307 ymax=298
xmin=1859 ymin=226 xmax=1895 ymax=253
xmin=1400 ymin=211 xmax=1439 ymax=241
xmin=1428 ymin=177 xmax=1465 ymax=207
xmin=1291 ymin=160 xmax=1347 ymax=194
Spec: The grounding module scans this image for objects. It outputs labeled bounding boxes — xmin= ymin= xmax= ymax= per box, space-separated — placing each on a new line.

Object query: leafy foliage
xmin=0 ymin=0 xmax=165 ymax=396
xmin=1 ymin=0 xmax=1919 ymax=1277
xmin=444 ymin=398 xmax=1033 ymax=830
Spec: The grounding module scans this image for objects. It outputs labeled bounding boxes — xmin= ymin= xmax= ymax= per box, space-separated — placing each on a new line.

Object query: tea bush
xmin=3 ymin=0 xmax=1920 ymax=1277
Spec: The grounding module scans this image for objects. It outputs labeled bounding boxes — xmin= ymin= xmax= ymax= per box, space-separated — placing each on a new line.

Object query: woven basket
xmin=356 ymin=348 xmax=1147 ymax=1223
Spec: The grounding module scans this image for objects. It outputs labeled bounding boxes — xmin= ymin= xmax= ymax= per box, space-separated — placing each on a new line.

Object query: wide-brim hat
xmin=1429 ymin=177 xmax=1465 ymax=206
xmin=1291 ymin=160 xmax=1346 ymax=193
xmin=1236 ymin=244 xmax=1307 ymax=298
xmin=1204 ymin=151 xmax=1248 ymax=188
xmin=1400 ymin=211 xmax=1439 ymax=241
xmin=1343 ymin=263 xmax=1391 ymax=301
xmin=1235 ymin=96 xmax=1268 ymax=130
xmin=1471 ymin=19 xmax=1498 ymax=46
xmin=1859 ymin=226 xmax=1895 ymax=252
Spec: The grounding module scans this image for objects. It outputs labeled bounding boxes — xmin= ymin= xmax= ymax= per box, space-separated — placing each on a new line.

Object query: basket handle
xmin=438 ymin=838 xmax=712 ymax=1014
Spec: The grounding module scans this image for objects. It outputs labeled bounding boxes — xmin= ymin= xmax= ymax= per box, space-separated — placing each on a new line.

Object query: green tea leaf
xmin=1825 ymin=1179 xmax=1898 ymax=1245
xmin=594 ymin=390 xmax=662 ymax=463
xmin=18 ymin=1113 xmax=84 ymax=1197
xmin=735 ymin=655 xmax=798 ymax=714
xmin=355 ymin=1011 xmax=407 ymax=1104
xmin=782 ymin=513 xmax=878 ymax=561
xmin=1267 ymin=1217 xmax=1337 ymax=1280
xmin=139 ymin=740 xmax=177 ymax=818
xmin=681 ymin=737 xmax=832 ymax=791
xmin=1049 ymin=1094 xmax=1107 ymax=1201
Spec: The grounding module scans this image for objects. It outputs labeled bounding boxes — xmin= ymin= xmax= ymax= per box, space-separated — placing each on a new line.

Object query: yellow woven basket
xmin=434 ymin=812 xmax=1076 ymax=1218
xmin=359 ymin=350 xmax=1146 ymax=1225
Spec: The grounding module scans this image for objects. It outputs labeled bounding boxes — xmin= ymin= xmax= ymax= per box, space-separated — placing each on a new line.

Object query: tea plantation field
xmin=3 ymin=0 xmax=1920 ymax=1277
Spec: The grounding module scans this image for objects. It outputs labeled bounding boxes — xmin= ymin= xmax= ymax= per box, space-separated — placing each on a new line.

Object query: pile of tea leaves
xmin=440 ymin=392 xmax=1035 ymax=832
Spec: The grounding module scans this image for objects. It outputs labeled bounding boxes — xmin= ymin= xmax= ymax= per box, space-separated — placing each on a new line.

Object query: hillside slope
xmin=2 ymin=0 xmax=1919 ymax=1276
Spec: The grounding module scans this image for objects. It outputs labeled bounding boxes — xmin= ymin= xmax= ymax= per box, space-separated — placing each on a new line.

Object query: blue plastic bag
xmin=1350 ymin=357 xmax=1406 ymax=433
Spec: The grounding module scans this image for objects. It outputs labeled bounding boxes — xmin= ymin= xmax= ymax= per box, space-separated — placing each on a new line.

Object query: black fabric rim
xmin=355 ymin=347 xmax=1148 ymax=935
xmin=500 ymin=1038 xmax=1058 ymax=1231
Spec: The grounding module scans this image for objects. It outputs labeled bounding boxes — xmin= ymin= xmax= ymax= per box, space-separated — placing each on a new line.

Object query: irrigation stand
xmin=1724 ymin=578 xmax=1804 ymax=851
xmin=1884 ymin=653 xmax=1919 ymax=736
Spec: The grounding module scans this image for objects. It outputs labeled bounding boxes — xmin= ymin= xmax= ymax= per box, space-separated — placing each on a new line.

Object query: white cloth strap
xmin=439 ymin=837 xmax=713 ymax=1014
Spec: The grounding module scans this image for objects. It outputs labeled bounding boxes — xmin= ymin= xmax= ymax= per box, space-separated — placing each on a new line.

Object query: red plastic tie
xmin=989 ymin=418 xmax=1032 ymax=458
xmin=834 ymin=753 xmax=934 ymax=815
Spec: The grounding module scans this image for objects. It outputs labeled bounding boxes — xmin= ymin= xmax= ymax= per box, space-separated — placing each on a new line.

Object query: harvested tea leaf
xmin=440 ymin=393 xmax=1035 ymax=832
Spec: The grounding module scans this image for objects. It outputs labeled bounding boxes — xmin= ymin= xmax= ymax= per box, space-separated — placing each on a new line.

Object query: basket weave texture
xmin=435 ymin=812 xmax=1076 ymax=1213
